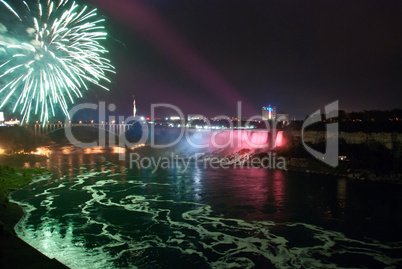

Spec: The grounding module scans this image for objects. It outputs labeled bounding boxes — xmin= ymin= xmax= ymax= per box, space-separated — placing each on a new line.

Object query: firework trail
xmin=0 ymin=0 xmax=115 ymax=124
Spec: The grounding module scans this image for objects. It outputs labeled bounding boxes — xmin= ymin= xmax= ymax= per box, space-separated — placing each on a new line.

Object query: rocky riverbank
xmin=285 ymin=157 xmax=402 ymax=184
xmin=201 ymin=148 xmax=402 ymax=184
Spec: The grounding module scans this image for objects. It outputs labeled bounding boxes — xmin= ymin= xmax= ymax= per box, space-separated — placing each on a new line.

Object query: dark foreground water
xmin=10 ymin=146 xmax=402 ymax=268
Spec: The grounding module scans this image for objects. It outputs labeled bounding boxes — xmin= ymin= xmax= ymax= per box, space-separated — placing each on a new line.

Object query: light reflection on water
xmin=11 ymin=146 xmax=402 ymax=268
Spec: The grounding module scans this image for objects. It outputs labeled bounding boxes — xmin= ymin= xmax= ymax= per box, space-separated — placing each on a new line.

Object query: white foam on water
xmin=11 ymin=157 xmax=402 ymax=269
xmin=16 ymin=219 xmax=115 ymax=269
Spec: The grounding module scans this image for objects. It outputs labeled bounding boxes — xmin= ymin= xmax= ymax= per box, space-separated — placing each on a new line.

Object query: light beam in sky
xmin=91 ymin=0 xmax=256 ymax=115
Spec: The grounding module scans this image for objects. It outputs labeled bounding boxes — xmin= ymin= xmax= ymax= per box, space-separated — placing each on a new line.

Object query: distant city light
xmin=31 ymin=147 xmax=52 ymax=157
xmin=4 ymin=119 xmax=21 ymax=126
xmin=268 ymin=106 xmax=272 ymax=120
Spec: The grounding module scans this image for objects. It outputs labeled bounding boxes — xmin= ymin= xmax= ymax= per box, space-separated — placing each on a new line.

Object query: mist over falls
xmin=126 ymin=126 xmax=282 ymax=157
xmin=44 ymin=125 xmax=283 ymax=157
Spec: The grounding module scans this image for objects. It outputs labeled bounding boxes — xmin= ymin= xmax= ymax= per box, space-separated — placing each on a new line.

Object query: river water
xmin=10 ymin=146 xmax=402 ymax=268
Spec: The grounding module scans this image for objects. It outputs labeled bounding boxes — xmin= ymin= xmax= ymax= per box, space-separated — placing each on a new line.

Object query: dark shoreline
xmin=0 ymin=203 xmax=68 ymax=269
xmin=0 ymin=203 xmax=68 ymax=268
xmin=0 ymin=156 xmax=68 ymax=268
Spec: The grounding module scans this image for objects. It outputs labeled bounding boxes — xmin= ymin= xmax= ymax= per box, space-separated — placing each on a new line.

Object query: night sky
xmin=88 ymin=0 xmax=402 ymax=119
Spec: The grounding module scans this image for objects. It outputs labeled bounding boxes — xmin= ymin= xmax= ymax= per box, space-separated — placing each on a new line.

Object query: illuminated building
xmin=262 ymin=106 xmax=276 ymax=120
xmin=4 ymin=119 xmax=21 ymax=126
xmin=133 ymin=95 xmax=136 ymax=118
xmin=187 ymin=114 xmax=205 ymax=121
xmin=170 ymin=116 xmax=183 ymax=121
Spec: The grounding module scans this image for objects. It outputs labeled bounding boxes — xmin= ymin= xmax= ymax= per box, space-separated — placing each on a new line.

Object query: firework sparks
xmin=0 ymin=0 xmax=115 ymax=124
